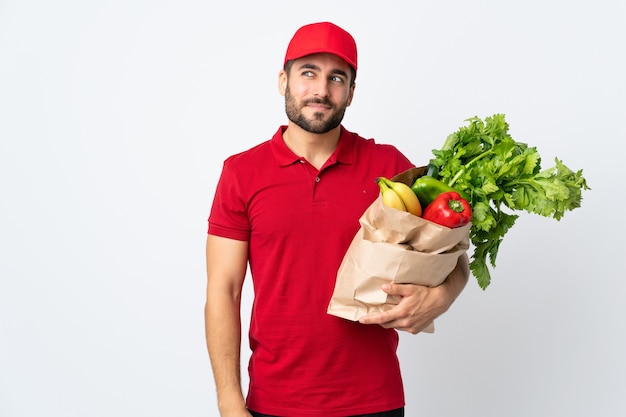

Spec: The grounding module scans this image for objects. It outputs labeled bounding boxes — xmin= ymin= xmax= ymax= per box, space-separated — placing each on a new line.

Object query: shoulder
xmin=340 ymin=127 xmax=415 ymax=175
xmin=220 ymin=140 xmax=274 ymax=177
xmin=345 ymin=128 xmax=410 ymax=159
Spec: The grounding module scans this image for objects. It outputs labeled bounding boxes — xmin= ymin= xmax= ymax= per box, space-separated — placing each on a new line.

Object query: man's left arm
xmin=358 ymin=253 xmax=470 ymax=334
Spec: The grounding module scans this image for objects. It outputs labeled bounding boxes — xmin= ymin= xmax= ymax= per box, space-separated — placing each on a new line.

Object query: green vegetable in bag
xmin=427 ymin=114 xmax=590 ymax=289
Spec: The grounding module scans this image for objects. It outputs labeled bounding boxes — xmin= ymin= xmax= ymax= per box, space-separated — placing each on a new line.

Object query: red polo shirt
xmin=208 ymin=125 xmax=414 ymax=416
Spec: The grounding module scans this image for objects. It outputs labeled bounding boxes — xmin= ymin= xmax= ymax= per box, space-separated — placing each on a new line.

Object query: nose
xmin=312 ymin=78 xmax=330 ymax=98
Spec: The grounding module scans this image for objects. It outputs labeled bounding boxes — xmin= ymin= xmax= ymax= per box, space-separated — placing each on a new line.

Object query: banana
xmin=379 ymin=177 xmax=423 ymax=217
xmin=376 ymin=177 xmax=406 ymax=212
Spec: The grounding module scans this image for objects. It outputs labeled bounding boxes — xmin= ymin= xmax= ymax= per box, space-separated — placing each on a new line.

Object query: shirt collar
xmin=270 ymin=125 xmax=355 ymax=167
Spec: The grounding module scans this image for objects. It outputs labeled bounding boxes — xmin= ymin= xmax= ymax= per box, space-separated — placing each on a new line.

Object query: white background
xmin=1 ymin=1 xmax=625 ymax=416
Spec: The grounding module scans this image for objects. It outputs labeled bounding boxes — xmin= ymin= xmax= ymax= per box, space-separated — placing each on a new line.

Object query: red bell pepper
xmin=422 ymin=191 xmax=472 ymax=228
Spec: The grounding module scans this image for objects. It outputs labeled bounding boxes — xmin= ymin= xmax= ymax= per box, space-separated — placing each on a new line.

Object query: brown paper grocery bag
xmin=327 ymin=167 xmax=471 ymax=333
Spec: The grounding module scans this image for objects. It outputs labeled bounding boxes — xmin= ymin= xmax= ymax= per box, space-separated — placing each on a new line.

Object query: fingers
xmin=358 ymin=283 xmax=432 ymax=334
xmin=359 ymin=313 xmax=422 ymax=334
xmin=358 ymin=310 xmax=393 ymax=326
xmin=358 ymin=284 xmax=417 ymax=327
xmin=380 ymin=282 xmax=414 ymax=297
xmin=358 ymin=303 xmax=418 ymax=333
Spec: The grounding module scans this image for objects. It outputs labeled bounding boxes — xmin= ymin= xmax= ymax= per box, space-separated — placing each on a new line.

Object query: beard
xmin=284 ymin=85 xmax=348 ymax=134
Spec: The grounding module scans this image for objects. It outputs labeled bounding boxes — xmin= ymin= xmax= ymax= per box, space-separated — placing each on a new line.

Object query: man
xmin=205 ymin=22 xmax=469 ymax=417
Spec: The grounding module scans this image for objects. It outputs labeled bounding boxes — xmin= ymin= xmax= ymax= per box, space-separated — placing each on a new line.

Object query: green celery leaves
xmin=429 ymin=114 xmax=590 ymax=289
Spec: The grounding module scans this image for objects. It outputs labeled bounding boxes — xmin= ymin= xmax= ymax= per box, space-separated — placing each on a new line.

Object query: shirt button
xmin=300 ymin=159 xmax=305 ymax=163
xmin=315 ymin=177 xmax=320 ymax=183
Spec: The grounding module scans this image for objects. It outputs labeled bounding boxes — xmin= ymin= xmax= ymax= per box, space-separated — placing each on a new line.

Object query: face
xmin=279 ymin=53 xmax=355 ymax=134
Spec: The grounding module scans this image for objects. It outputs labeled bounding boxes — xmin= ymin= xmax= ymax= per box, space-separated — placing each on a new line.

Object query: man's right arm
xmin=204 ymin=234 xmax=251 ymax=417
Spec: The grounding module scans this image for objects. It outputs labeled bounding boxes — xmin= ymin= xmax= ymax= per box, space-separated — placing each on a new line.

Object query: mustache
xmin=303 ymin=97 xmax=332 ymax=107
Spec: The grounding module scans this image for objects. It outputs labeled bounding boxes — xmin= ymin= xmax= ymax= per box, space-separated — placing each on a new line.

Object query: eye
xmin=302 ymin=70 xmax=315 ymax=77
xmin=331 ymin=75 xmax=345 ymax=83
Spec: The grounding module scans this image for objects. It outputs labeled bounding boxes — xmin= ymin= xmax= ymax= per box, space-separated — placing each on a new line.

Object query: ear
xmin=346 ymin=83 xmax=356 ymax=107
xmin=278 ymin=70 xmax=287 ymax=96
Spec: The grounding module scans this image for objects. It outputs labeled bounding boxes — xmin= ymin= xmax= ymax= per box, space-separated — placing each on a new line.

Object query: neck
xmin=282 ymin=123 xmax=341 ymax=170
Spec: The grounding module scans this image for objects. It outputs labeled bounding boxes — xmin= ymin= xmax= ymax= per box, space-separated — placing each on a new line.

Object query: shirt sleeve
xmin=207 ymin=160 xmax=251 ymax=241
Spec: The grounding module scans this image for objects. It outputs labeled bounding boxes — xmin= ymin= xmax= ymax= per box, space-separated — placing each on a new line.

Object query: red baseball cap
xmin=284 ymin=22 xmax=358 ymax=73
